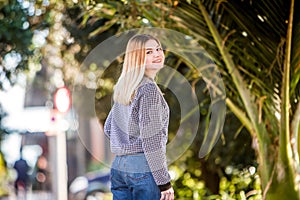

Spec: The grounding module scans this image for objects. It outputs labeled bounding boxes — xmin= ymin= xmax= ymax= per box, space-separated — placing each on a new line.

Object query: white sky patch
xmin=3 ymin=52 xmax=22 ymax=71
xmin=23 ymin=21 xmax=30 ymax=29
xmin=32 ymin=29 xmax=49 ymax=48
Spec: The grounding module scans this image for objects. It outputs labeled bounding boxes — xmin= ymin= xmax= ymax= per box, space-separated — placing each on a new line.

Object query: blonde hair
xmin=113 ymin=34 xmax=161 ymax=105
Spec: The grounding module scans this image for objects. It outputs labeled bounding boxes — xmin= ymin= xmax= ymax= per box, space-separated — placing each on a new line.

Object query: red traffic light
xmin=54 ymin=87 xmax=71 ymax=113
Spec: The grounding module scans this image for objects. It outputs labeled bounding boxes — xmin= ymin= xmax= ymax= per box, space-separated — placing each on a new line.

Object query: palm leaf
xmin=290 ymin=0 xmax=300 ymax=167
xmin=80 ymin=0 xmax=300 ymax=197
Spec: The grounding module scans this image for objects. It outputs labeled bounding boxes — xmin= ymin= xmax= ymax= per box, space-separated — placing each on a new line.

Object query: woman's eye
xmin=157 ymin=47 xmax=163 ymax=51
xmin=146 ymin=51 xmax=153 ymax=54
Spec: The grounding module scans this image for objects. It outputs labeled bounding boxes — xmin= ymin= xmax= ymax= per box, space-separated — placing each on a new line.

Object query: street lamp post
xmin=47 ymin=87 xmax=71 ymax=200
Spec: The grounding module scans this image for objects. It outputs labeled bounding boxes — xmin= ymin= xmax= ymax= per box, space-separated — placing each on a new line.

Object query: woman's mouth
xmin=153 ymin=59 xmax=162 ymax=63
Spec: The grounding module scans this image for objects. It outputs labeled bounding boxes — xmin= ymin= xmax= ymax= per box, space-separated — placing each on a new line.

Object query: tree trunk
xmin=200 ymin=159 xmax=220 ymax=194
xmin=265 ymin=174 xmax=299 ymax=200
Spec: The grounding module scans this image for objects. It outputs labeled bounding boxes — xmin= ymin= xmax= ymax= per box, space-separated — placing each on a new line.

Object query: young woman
xmin=104 ymin=34 xmax=174 ymax=200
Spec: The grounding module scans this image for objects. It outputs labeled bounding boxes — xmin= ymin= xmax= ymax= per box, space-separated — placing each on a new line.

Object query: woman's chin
xmin=146 ymin=64 xmax=164 ymax=70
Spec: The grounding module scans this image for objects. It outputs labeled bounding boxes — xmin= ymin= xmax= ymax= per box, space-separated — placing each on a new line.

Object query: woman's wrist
xmin=158 ymin=182 xmax=172 ymax=191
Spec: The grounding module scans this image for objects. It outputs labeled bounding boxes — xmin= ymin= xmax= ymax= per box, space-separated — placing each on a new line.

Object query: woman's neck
xmin=144 ymin=70 xmax=157 ymax=80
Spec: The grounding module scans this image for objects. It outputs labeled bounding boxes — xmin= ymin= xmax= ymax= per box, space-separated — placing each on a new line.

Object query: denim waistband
xmin=111 ymin=153 xmax=151 ymax=173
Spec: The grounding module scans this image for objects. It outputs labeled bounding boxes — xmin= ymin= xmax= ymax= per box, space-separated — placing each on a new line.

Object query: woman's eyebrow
xmin=146 ymin=45 xmax=161 ymax=50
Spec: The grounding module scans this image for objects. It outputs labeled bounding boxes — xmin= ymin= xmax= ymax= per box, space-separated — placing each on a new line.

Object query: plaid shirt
xmin=104 ymin=76 xmax=171 ymax=187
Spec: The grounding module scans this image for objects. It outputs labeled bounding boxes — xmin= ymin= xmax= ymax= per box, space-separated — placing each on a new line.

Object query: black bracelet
xmin=158 ymin=182 xmax=171 ymax=191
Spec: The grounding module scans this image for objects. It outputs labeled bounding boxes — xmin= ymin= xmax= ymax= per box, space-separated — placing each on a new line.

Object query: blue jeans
xmin=110 ymin=153 xmax=161 ymax=200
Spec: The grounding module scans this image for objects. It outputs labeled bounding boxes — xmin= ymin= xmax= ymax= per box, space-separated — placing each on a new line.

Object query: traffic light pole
xmin=47 ymin=86 xmax=71 ymax=200
xmin=48 ymin=111 xmax=68 ymax=200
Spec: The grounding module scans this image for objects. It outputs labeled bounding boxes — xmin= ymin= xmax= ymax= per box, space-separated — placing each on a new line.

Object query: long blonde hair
xmin=113 ymin=34 xmax=161 ymax=105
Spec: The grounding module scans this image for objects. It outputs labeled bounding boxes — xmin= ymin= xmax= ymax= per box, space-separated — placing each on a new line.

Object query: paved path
xmin=0 ymin=190 xmax=53 ymax=200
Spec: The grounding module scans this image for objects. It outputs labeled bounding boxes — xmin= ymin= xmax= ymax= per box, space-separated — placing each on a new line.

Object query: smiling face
xmin=144 ymin=39 xmax=165 ymax=78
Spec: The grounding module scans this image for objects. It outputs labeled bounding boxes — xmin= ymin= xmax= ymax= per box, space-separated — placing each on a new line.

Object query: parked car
xmin=69 ymin=169 xmax=111 ymax=200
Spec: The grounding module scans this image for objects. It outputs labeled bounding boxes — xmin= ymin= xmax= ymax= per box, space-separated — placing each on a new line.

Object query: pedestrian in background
xmin=104 ymin=34 xmax=174 ymax=200
xmin=13 ymin=148 xmax=30 ymax=196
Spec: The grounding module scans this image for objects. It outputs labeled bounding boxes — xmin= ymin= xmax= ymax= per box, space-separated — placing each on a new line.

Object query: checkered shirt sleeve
xmin=138 ymin=82 xmax=171 ymax=187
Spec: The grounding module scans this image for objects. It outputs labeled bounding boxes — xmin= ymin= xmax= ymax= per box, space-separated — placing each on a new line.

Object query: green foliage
xmin=42 ymin=0 xmax=300 ymax=198
xmin=0 ymin=0 xmax=34 ymax=88
xmin=172 ymin=166 xmax=262 ymax=200
xmin=216 ymin=168 xmax=262 ymax=200
xmin=168 ymin=112 xmax=258 ymax=199
xmin=1 ymin=0 xmax=296 ymax=199
xmin=65 ymin=1 xmax=261 ymax=198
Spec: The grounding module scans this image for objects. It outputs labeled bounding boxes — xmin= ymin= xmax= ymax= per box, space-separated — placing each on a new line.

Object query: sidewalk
xmin=0 ymin=190 xmax=53 ymax=200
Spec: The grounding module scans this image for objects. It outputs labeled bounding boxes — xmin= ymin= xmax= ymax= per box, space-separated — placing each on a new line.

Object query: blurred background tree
xmin=0 ymin=0 xmax=51 ymax=145
xmin=1 ymin=0 xmax=300 ymax=199
xmin=69 ymin=0 xmax=300 ymax=199
xmin=68 ymin=0 xmax=300 ymax=199
xmin=0 ymin=1 xmax=33 ymax=89
xmin=0 ymin=1 xmax=39 ymax=195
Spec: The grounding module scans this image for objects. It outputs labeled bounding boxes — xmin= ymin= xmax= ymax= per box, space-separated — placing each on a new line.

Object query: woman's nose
xmin=154 ymin=50 xmax=161 ymax=57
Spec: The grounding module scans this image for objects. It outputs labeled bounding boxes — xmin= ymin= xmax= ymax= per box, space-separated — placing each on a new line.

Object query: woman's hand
xmin=160 ymin=187 xmax=174 ymax=200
